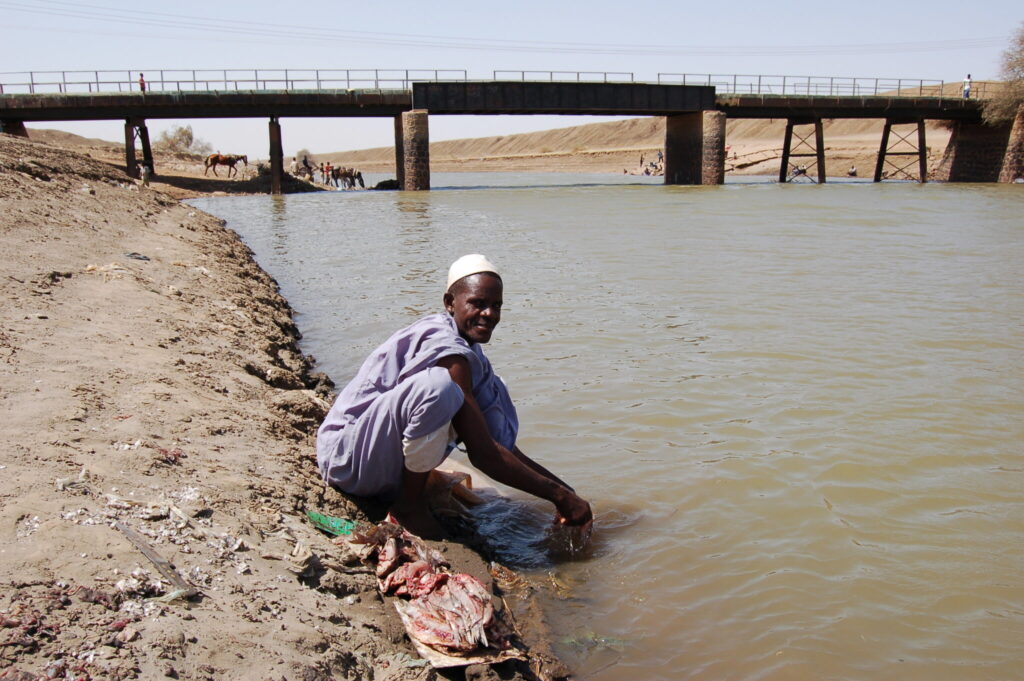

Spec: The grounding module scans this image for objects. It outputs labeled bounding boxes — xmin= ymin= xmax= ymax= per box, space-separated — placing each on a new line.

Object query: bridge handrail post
xmin=758 ymin=75 xmax=762 ymax=94
xmin=874 ymin=78 xmax=878 ymax=96
xmin=782 ymin=75 xmax=786 ymax=95
xmin=830 ymin=77 xmax=834 ymax=96
xmin=29 ymin=71 xmax=35 ymax=95
xmin=316 ymin=69 xmax=321 ymax=91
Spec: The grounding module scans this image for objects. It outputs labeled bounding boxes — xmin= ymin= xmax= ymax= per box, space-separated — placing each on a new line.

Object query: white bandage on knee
xmin=402 ymin=423 xmax=455 ymax=473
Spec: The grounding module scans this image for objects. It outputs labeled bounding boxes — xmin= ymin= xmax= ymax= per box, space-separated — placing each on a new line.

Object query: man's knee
xmin=400 ymin=366 xmax=464 ymax=440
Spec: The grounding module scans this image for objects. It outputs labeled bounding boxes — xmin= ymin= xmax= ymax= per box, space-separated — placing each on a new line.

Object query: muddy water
xmin=191 ymin=174 xmax=1024 ymax=680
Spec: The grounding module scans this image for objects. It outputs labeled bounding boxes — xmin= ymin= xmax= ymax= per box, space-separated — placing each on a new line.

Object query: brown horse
xmin=204 ymin=154 xmax=248 ymax=178
xmin=336 ymin=167 xmax=365 ymax=189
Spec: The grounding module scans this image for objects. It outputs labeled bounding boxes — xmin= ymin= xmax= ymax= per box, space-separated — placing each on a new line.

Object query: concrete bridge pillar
xmin=124 ymin=121 xmax=137 ymax=178
xmin=702 ymin=111 xmax=727 ymax=185
xmin=0 ymin=119 xmax=29 ymax=138
xmin=393 ymin=114 xmax=406 ymax=190
xmin=138 ymin=123 xmax=154 ymax=178
xmin=664 ymin=112 xmax=703 ymax=185
xmin=998 ymin=106 xmax=1024 ymax=183
xmin=401 ymin=110 xmax=430 ymax=191
xmin=269 ymin=117 xmax=283 ymax=195
xmin=932 ymin=118 xmax=1012 ymax=182
xmin=123 ymin=118 xmax=153 ymax=180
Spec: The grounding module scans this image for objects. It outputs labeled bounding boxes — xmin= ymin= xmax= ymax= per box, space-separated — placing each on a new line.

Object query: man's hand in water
xmin=554 ymin=489 xmax=593 ymax=526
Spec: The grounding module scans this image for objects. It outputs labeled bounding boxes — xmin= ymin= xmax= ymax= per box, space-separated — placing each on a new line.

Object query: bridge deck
xmin=0 ymin=85 xmax=983 ymax=123
xmin=0 ymin=90 xmax=411 ymax=122
xmin=718 ymin=95 xmax=981 ymax=121
xmin=412 ymin=82 xmax=716 ymax=115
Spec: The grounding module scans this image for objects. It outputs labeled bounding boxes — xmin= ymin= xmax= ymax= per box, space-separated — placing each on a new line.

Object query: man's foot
xmin=387 ymin=501 xmax=446 ymax=541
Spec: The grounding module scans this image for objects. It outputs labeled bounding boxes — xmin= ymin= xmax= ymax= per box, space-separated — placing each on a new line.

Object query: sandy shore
xmin=323 ymin=117 xmax=953 ymax=179
xmin=0 ymin=133 xmax=562 ymax=681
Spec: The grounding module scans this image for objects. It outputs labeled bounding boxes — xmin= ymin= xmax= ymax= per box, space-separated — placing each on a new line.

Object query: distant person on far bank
xmin=289 ymin=157 xmax=298 ymax=176
xmin=963 ymin=74 xmax=971 ymax=99
xmin=138 ymin=73 xmax=146 ymax=93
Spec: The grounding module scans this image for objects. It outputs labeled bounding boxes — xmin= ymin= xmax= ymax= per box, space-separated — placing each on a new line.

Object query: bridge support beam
xmin=780 ymin=119 xmax=825 ymax=183
xmin=701 ymin=111 xmax=727 ymax=185
xmin=393 ymin=114 xmax=406 ymax=190
xmin=124 ymin=118 xmax=153 ymax=180
xmin=269 ymin=116 xmax=283 ymax=195
xmin=664 ymin=113 xmax=703 ymax=185
xmin=874 ymin=119 xmax=927 ymax=183
xmin=0 ymin=119 xmax=29 ymax=138
xmin=401 ymin=109 xmax=430 ymax=191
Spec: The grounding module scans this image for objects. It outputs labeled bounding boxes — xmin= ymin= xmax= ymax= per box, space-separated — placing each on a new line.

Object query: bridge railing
xmin=1 ymin=69 xmax=975 ymax=100
xmin=656 ymin=73 xmax=950 ymax=98
xmin=0 ymin=69 xmax=469 ymax=94
xmin=492 ymin=71 xmax=635 ymax=83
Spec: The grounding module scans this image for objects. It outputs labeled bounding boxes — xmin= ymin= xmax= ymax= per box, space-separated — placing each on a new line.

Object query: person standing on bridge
xmin=315 ymin=254 xmax=593 ymax=540
xmin=138 ymin=73 xmax=146 ymax=93
xmin=963 ymin=74 xmax=972 ymax=99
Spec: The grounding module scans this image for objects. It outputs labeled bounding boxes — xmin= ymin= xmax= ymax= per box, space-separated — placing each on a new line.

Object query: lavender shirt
xmin=316 ymin=312 xmax=519 ymax=496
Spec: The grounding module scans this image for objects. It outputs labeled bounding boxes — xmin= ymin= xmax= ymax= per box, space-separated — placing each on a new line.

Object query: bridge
xmin=0 ymin=69 xmax=1007 ymax=189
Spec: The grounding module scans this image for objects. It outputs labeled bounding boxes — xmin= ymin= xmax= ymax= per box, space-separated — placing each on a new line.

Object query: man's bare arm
xmin=436 ymin=355 xmax=591 ymax=526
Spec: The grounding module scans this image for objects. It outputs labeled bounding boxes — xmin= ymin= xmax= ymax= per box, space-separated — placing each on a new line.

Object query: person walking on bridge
xmin=963 ymin=74 xmax=972 ymax=99
xmin=138 ymin=73 xmax=146 ymax=93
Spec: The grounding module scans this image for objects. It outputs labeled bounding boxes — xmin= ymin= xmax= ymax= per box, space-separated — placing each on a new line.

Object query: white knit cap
xmin=446 ymin=254 xmax=501 ymax=292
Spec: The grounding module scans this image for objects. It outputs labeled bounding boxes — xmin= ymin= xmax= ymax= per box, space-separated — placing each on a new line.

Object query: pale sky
xmin=2 ymin=0 xmax=1020 ymax=158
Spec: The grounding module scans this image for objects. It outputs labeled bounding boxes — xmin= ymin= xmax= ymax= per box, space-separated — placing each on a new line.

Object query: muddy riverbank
xmin=0 ymin=133 xmax=561 ymax=681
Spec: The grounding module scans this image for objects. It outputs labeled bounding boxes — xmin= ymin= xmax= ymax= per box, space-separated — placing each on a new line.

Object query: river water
xmin=190 ymin=173 xmax=1024 ymax=681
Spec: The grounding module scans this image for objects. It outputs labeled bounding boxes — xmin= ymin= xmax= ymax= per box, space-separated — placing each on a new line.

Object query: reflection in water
xmin=190 ymin=175 xmax=1024 ymax=681
xmin=396 ymin=193 xmax=433 ymax=218
xmin=269 ymin=194 xmax=289 ymax=260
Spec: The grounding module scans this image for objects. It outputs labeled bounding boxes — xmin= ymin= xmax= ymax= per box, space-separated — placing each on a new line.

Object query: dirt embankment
xmin=0 ymin=133 xmax=557 ymax=681
xmin=24 ymin=128 xmax=326 ymax=200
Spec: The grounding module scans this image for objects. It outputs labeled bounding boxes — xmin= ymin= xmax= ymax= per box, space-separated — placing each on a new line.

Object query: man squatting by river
xmin=316 ymin=254 xmax=593 ymax=540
